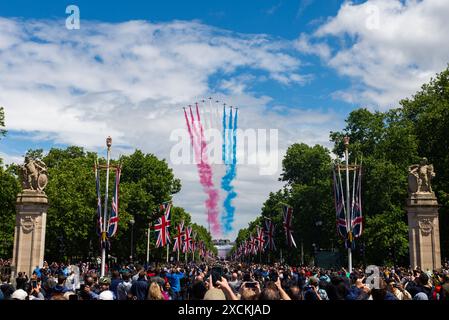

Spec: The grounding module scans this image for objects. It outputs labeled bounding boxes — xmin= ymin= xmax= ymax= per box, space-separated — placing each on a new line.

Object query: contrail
xmin=184 ymin=104 xmax=221 ymax=236
xmin=221 ymin=106 xmax=238 ymax=234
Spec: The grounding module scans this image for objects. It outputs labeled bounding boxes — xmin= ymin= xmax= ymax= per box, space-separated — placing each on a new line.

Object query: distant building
xmin=213 ymin=239 xmax=233 ymax=259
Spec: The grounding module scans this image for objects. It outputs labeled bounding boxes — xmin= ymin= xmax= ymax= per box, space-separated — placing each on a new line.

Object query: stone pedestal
xmin=11 ymin=190 xmax=48 ymax=278
xmin=406 ymin=192 xmax=441 ymax=271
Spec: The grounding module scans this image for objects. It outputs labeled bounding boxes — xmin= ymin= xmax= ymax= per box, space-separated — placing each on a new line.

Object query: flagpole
xmin=101 ymin=136 xmax=112 ymax=277
xmin=177 ymin=247 xmax=180 ymax=262
xmin=166 ymin=243 xmax=169 ymax=263
xmin=344 ymin=136 xmax=352 ymax=273
xmin=301 ymin=240 xmax=304 ymax=266
xmin=146 ymin=223 xmax=151 ymax=266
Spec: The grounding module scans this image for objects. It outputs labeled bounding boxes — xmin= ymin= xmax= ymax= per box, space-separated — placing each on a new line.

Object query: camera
xmin=69 ymin=294 xmax=79 ymax=301
xmin=245 ymin=281 xmax=258 ymax=289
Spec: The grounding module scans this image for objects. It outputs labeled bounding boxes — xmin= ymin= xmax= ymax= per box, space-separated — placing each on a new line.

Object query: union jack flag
xmin=351 ymin=166 xmax=363 ymax=239
xmin=283 ymin=205 xmax=297 ymax=248
xmin=244 ymin=240 xmax=250 ymax=256
xmin=154 ymin=202 xmax=171 ymax=248
xmin=173 ymin=221 xmax=185 ymax=252
xmin=191 ymin=232 xmax=197 ymax=253
xmin=249 ymin=235 xmax=257 ymax=255
xmin=183 ymin=226 xmax=193 ymax=253
xmin=333 ymin=166 xmax=348 ymax=241
xmin=264 ymin=220 xmax=276 ymax=251
xmin=255 ymin=227 xmax=265 ymax=253
xmin=107 ymin=166 xmax=121 ymax=238
xmin=94 ymin=161 xmax=102 ymax=236
xmin=198 ymin=241 xmax=205 ymax=257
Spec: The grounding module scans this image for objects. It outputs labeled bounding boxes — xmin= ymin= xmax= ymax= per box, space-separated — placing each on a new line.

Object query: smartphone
xmin=69 ymin=294 xmax=79 ymax=301
xmin=245 ymin=281 xmax=258 ymax=289
xmin=211 ymin=266 xmax=223 ymax=285
xmin=269 ymin=272 xmax=278 ymax=282
xmin=31 ymin=280 xmax=38 ymax=288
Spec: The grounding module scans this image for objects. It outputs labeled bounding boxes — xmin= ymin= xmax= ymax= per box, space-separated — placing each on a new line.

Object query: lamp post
xmin=130 ymin=218 xmax=135 ymax=262
xmin=344 ymin=136 xmax=352 ymax=273
xmin=315 ymin=220 xmax=323 ymax=250
xmin=100 ymin=136 xmax=112 ymax=277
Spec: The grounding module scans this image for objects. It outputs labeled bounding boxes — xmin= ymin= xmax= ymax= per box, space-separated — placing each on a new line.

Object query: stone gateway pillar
xmin=406 ymin=158 xmax=441 ymax=271
xmin=11 ymin=157 xmax=49 ymax=279
xmin=12 ymin=191 xmax=48 ymax=277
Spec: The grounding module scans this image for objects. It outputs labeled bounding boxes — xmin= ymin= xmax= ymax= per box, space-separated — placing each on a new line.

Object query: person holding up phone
xmin=28 ymin=281 xmax=44 ymax=300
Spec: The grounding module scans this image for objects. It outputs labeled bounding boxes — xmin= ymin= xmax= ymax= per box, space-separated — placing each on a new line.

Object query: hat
xmin=99 ymin=290 xmax=114 ymax=300
xmin=203 ymin=288 xmax=226 ymax=300
xmin=150 ymin=276 xmax=165 ymax=287
xmin=308 ymin=277 xmax=319 ymax=287
xmin=413 ymin=292 xmax=428 ymax=300
xmin=11 ymin=289 xmax=28 ymax=300
xmin=99 ymin=277 xmax=111 ymax=285
xmin=52 ymin=286 xmax=66 ymax=294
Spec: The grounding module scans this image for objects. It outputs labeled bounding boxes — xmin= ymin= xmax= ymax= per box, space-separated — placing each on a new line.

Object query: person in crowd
xmin=387 ymin=278 xmax=412 ymax=300
xmin=166 ymin=266 xmax=184 ymax=300
xmin=15 ymin=272 xmax=28 ymax=290
xmin=162 ymin=280 xmax=174 ymax=300
xmin=441 ymin=273 xmax=449 ymax=300
xmin=1 ymin=275 xmax=15 ymax=300
xmin=303 ymin=277 xmax=322 ymax=301
xmin=148 ymin=282 xmax=164 ymax=300
xmin=130 ymin=270 xmax=149 ymax=300
xmin=406 ymin=272 xmax=432 ymax=299
xmin=109 ymin=270 xmax=122 ymax=298
xmin=116 ymin=272 xmax=132 ymax=300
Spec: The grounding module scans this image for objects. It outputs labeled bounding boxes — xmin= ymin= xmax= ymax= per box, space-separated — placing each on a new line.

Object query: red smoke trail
xmin=184 ymin=105 xmax=221 ymax=236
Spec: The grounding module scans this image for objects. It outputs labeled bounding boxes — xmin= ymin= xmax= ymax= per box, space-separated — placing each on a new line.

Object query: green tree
xmin=282 ymin=144 xmax=334 ymax=264
xmin=116 ymin=150 xmax=181 ymax=261
xmin=400 ymin=67 xmax=449 ymax=259
xmin=41 ymin=147 xmax=98 ymax=260
xmin=330 ymin=108 xmax=416 ymax=265
xmin=0 ymin=165 xmax=20 ymax=257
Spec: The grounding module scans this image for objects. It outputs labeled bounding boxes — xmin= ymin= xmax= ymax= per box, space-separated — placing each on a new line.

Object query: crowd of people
xmin=1 ymin=257 xmax=449 ymax=301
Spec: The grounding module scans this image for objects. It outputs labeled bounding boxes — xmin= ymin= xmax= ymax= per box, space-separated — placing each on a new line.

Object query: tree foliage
xmin=234 ymin=66 xmax=449 ymax=266
xmin=0 ymin=146 xmax=214 ymax=263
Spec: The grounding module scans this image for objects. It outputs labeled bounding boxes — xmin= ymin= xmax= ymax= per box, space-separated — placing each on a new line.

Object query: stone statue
xmin=20 ymin=156 xmax=48 ymax=192
xmin=408 ymin=157 xmax=435 ymax=194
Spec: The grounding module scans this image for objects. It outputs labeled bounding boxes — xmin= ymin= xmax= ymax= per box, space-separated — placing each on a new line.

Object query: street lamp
xmin=129 ymin=218 xmax=135 ymax=262
xmin=315 ymin=220 xmax=323 ymax=251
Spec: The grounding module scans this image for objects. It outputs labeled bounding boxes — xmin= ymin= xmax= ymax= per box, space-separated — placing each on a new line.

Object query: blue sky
xmin=0 ymin=0 xmax=345 ymax=37
xmin=1 ymin=0 xmax=448 ymax=239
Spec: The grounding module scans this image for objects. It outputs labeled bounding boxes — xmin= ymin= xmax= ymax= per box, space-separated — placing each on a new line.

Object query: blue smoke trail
xmin=221 ymin=107 xmax=238 ymax=234
xmin=228 ymin=107 xmax=233 ymax=165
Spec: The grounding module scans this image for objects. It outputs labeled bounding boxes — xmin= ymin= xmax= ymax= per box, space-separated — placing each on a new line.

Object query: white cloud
xmin=0 ymin=17 xmax=339 ymax=240
xmin=296 ymin=0 xmax=449 ymax=109
xmin=0 ymin=152 xmax=23 ymax=166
